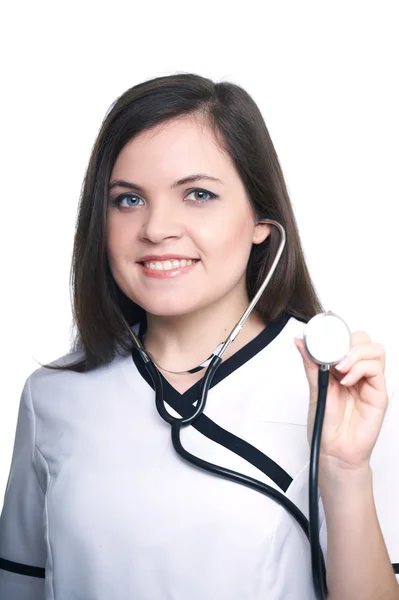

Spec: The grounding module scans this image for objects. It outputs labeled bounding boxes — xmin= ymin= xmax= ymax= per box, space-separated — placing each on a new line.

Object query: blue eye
xmin=111 ymin=194 xmax=145 ymax=208
xmin=186 ymin=188 xmax=218 ymax=203
xmin=109 ymin=188 xmax=218 ymax=208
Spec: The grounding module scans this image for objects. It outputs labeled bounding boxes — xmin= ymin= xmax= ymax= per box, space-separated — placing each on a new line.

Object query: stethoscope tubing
xmin=144 ymin=352 xmax=329 ymax=599
xmin=309 ymin=368 xmax=330 ymax=599
xmin=131 ymin=219 xmax=328 ymax=598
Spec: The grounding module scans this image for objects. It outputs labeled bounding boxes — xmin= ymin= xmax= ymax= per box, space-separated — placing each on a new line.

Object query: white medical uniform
xmin=0 ymin=312 xmax=398 ymax=599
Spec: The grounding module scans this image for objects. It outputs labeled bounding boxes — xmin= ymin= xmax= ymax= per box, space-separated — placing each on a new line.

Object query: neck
xmin=142 ymin=294 xmax=267 ymax=373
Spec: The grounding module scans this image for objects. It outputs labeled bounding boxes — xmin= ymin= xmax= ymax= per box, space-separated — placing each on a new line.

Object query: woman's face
xmin=106 ymin=116 xmax=270 ymax=317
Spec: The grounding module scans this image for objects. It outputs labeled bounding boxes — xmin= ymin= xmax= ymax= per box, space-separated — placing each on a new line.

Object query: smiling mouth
xmin=139 ymin=259 xmax=200 ymax=271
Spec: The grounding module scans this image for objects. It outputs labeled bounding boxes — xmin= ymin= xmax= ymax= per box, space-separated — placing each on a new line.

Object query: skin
xmin=295 ymin=334 xmax=398 ymax=598
xmin=106 ymin=114 xmax=398 ymax=597
xmin=106 ymin=115 xmax=270 ymax=378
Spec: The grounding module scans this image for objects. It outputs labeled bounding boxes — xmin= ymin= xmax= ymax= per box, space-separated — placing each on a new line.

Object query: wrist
xmin=318 ymin=456 xmax=372 ymax=494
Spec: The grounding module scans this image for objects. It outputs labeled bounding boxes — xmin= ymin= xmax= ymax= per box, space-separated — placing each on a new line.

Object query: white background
xmin=0 ymin=1 xmax=398 ymax=499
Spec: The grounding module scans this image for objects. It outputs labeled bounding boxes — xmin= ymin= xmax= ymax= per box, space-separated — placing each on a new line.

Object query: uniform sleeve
xmin=0 ymin=376 xmax=47 ymax=599
xmin=370 ymin=366 xmax=399 ymax=580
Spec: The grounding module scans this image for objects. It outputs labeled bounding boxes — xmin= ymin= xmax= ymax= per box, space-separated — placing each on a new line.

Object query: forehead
xmin=111 ymin=116 xmax=237 ymax=181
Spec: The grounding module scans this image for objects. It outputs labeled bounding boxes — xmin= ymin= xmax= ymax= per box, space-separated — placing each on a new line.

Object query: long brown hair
xmin=43 ymin=72 xmax=324 ymax=373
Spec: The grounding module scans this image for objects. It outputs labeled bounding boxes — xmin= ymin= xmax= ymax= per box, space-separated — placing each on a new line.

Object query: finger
xmin=339 ymin=359 xmax=384 ymax=387
xmin=294 ymin=338 xmax=320 ymax=396
xmin=296 ymin=330 xmax=371 ymax=365
xmin=350 ymin=331 xmax=372 ymax=345
xmin=334 ymin=342 xmax=385 ymax=374
xmin=295 ymin=338 xmax=319 ymax=369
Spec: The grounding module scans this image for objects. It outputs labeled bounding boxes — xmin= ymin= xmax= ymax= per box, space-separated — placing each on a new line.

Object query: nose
xmin=139 ymin=202 xmax=183 ymax=244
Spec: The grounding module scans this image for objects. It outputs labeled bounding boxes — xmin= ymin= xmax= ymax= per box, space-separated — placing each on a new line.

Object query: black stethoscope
xmin=125 ymin=220 xmax=354 ymax=600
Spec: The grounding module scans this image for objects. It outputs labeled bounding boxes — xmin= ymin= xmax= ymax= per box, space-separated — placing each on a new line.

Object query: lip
xmin=137 ymin=254 xmax=199 ymax=263
xmin=137 ymin=260 xmax=199 ymax=279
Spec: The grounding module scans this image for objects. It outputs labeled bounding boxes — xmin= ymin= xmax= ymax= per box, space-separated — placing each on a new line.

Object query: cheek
xmin=106 ymin=214 xmax=132 ymax=259
xmin=230 ymin=215 xmax=254 ymax=244
xmin=197 ymin=212 xmax=253 ymax=258
xmin=105 ymin=218 xmax=118 ymax=262
xmin=106 ymin=221 xmax=130 ymax=282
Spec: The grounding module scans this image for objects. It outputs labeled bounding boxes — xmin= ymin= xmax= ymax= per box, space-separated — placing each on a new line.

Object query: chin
xmin=140 ymin=303 xmax=200 ymax=318
xmin=133 ymin=293 xmax=209 ymax=317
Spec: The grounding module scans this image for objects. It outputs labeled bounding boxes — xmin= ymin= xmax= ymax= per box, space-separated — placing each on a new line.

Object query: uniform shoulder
xmin=25 ymin=347 xmax=130 ymax=410
xmin=281 ymin=314 xmax=307 ymax=342
xmin=26 ymin=348 xmax=86 ymax=391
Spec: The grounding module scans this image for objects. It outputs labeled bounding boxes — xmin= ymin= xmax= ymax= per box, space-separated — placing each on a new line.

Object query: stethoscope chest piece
xmin=303 ymin=311 xmax=352 ymax=366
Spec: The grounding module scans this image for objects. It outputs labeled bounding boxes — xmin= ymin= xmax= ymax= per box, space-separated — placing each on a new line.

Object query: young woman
xmin=0 ymin=73 xmax=397 ymax=600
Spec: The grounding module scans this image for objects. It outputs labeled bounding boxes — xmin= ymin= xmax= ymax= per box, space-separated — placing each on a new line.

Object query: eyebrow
xmin=108 ymin=173 xmax=223 ymax=193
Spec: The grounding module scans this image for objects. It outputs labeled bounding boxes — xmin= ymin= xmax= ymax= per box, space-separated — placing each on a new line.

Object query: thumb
xmin=294 ymin=337 xmax=320 ymax=394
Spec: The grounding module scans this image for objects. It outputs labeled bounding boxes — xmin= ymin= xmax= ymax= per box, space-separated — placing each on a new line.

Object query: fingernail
xmin=335 ymin=358 xmax=349 ymax=371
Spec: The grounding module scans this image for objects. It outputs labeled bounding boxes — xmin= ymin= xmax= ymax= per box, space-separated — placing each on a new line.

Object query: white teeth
xmin=143 ymin=259 xmax=197 ymax=270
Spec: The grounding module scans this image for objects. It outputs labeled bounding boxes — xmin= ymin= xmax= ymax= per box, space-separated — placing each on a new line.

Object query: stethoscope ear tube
xmin=130 ymin=217 xmax=331 ymax=598
xmin=146 ymin=353 xmax=223 ymax=426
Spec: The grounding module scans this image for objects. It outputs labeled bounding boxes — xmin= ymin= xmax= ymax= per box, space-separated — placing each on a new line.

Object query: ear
xmin=252 ymin=221 xmax=272 ymax=245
